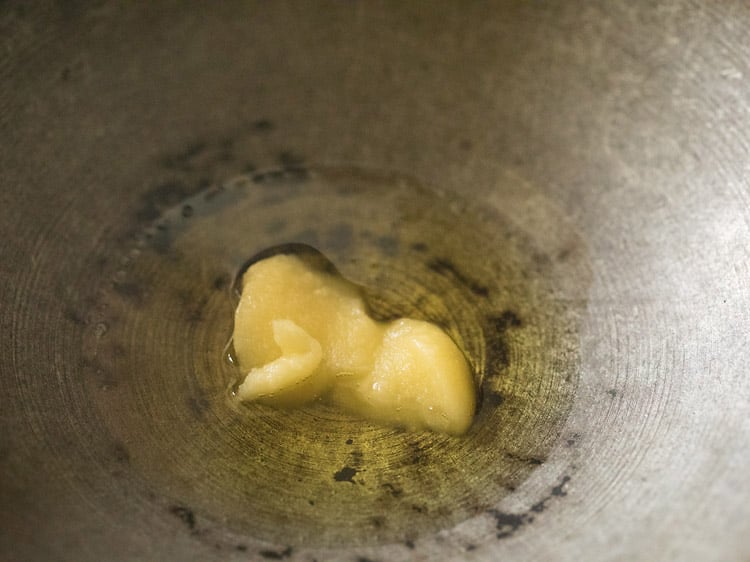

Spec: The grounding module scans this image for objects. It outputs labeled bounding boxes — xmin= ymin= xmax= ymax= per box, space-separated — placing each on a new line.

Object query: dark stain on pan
xmin=427 ymin=257 xmax=490 ymax=297
xmin=252 ymin=119 xmax=274 ymax=132
xmin=381 ymin=483 xmax=403 ymax=498
xmin=259 ymin=545 xmax=293 ymax=559
xmin=530 ymin=475 xmax=570 ymax=513
xmin=505 ymin=452 xmax=545 ymax=467
xmin=411 ymin=504 xmax=428 ymax=515
xmin=112 ymin=441 xmax=130 ymax=465
xmin=556 ymin=245 xmax=574 ymax=262
xmin=169 ymin=505 xmax=197 ymax=533
xmin=375 ymin=235 xmax=399 ymax=256
xmin=488 ymin=474 xmax=572 ymax=540
xmin=187 ymin=396 xmax=210 ymax=419
xmin=483 ymin=310 xmax=523 ymax=378
xmin=175 ymin=287 xmax=209 ymax=323
xmin=488 ymin=509 xmax=527 ymax=539
xmin=334 ymin=466 xmax=358 ymax=484
xmin=278 ymin=150 xmax=304 ymax=169
xmin=484 ymin=390 xmax=504 ymax=407
xmin=161 ymin=141 xmax=208 ymax=171
xmin=111 ymin=280 xmax=144 ymax=303
xmin=136 ymin=180 xmax=191 ymax=222
xmin=63 ymin=306 xmax=86 ymax=327
xmin=531 ymin=251 xmax=552 ymax=271
xmin=212 ymin=273 xmax=230 ymax=291
xmin=459 ymin=139 xmax=473 ymax=151
xmin=489 ymin=310 xmax=523 ymax=331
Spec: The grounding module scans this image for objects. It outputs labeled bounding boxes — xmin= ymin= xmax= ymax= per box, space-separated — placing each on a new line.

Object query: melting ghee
xmin=233 ymin=253 xmax=476 ymax=435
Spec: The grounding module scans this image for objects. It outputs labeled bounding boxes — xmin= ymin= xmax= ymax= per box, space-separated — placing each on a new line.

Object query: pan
xmin=1 ymin=2 xmax=748 ymax=560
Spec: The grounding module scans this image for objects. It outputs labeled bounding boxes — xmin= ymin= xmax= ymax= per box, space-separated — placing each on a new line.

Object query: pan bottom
xmin=82 ymin=166 xmax=587 ymax=548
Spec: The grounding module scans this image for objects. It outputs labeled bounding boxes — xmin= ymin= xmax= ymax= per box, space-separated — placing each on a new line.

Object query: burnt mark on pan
xmin=504 ymin=452 xmax=545 ymax=467
xmin=160 ymin=137 xmax=236 ymax=172
xmin=427 ymin=258 xmax=490 ymax=297
xmin=333 ymin=466 xmax=358 ymax=484
xmin=488 ymin=509 xmax=527 ymax=539
xmin=484 ymin=390 xmax=504 ymax=407
xmin=63 ymin=306 xmax=87 ymax=327
xmin=112 ymin=441 xmax=130 ymax=465
xmin=252 ymin=119 xmax=274 ymax=132
xmin=278 ymin=150 xmax=304 ymax=169
xmin=187 ymin=396 xmax=210 ymax=419
xmin=459 ymin=139 xmax=473 ymax=151
xmin=381 ymin=482 xmax=403 ymax=498
xmin=487 ymin=474 xmax=572 ymax=540
xmin=136 ymin=181 xmax=192 ymax=222
xmin=483 ymin=310 xmax=523 ymax=377
xmin=212 ymin=273 xmax=230 ymax=292
xmin=161 ymin=142 xmax=208 ymax=171
xmin=530 ymin=475 xmax=570 ymax=514
xmin=169 ymin=505 xmax=198 ymax=534
xmin=259 ymin=545 xmax=293 ymax=559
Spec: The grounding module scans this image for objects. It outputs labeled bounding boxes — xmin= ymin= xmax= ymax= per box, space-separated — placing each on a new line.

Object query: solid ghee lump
xmin=232 ymin=254 xmax=476 ymax=435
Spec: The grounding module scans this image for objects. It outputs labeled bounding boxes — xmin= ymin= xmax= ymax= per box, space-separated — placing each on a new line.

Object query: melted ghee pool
xmin=88 ymin=166 xmax=590 ymax=548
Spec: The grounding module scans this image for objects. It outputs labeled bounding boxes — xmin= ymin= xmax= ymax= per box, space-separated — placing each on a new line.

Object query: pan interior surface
xmin=3 ymin=2 xmax=749 ymax=561
xmin=85 ymin=167 xmax=587 ymax=548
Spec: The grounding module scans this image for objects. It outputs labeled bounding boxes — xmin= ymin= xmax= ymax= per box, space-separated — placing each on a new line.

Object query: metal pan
xmin=1 ymin=2 xmax=748 ymax=560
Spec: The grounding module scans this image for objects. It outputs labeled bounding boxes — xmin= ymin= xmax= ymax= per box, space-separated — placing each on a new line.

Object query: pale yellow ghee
xmin=233 ymin=254 xmax=475 ymax=435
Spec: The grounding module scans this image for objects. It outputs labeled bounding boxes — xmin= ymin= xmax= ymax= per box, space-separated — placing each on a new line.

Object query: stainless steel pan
xmin=1 ymin=2 xmax=748 ymax=560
